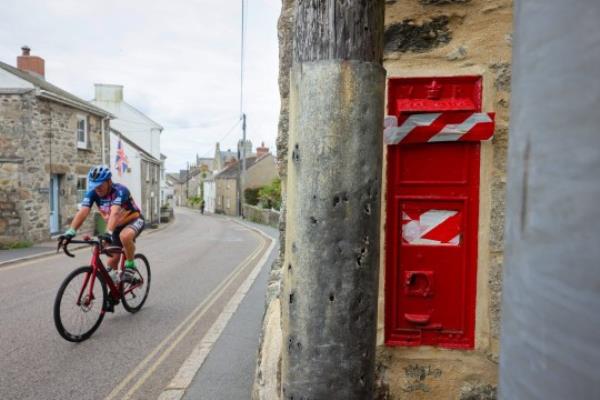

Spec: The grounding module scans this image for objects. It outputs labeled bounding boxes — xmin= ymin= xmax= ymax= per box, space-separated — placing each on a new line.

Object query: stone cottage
xmin=0 ymin=47 xmax=112 ymax=244
xmin=214 ymin=151 xmax=278 ymax=217
xmin=254 ymin=1 xmax=513 ymax=399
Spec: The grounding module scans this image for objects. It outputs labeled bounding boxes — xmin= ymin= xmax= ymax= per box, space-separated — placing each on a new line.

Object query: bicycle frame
xmin=75 ymin=243 xmax=142 ymax=313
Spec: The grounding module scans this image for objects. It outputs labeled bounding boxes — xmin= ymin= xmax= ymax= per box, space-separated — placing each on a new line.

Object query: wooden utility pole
xmin=186 ymin=161 xmax=190 ymax=205
xmin=281 ymin=1 xmax=385 ymax=399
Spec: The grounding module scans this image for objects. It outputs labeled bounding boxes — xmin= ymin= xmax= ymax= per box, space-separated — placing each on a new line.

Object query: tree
xmin=258 ymin=178 xmax=281 ymax=210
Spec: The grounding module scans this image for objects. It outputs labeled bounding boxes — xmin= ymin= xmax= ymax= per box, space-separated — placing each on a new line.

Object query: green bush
xmin=244 ymin=188 xmax=260 ymax=206
xmin=258 ymin=178 xmax=281 ymax=210
xmin=188 ymin=195 xmax=202 ymax=207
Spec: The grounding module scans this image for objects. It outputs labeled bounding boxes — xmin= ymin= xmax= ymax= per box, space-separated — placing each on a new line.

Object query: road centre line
xmin=105 ymin=228 xmax=267 ymax=400
xmin=120 ymin=234 xmax=268 ymax=400
xmin=158 ymin=224 xmax=276 ymax=400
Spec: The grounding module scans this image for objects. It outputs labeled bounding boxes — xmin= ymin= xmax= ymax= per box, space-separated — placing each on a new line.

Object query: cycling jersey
xmin=81 ymin=183 xmax=142 ymax=225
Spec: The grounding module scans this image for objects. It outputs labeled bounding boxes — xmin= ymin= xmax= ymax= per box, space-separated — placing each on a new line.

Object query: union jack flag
xmin=115 ymin=139 xmax=129 ymax=176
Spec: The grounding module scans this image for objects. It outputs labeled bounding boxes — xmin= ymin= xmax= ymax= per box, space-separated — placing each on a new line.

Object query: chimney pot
xmin=21 ymin=46 xmax=31 ymax=56
xmin=256 ymin=143 xmax=269 ymax=157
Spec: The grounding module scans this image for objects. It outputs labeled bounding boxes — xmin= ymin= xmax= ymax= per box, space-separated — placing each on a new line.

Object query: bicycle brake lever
xmin=63 ymin=246 xmax=75 ymax=258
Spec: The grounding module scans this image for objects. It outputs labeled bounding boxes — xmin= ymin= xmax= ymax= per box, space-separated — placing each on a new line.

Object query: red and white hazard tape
xmin=384 ymin=112 xmax=495 ymax=145
xmin=402 ymin=209 xmax=462 ymax=246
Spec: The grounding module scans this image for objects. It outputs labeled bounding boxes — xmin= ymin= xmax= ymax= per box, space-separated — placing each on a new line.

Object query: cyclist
xmin=63 ymin=165 xmax=145 ymax=282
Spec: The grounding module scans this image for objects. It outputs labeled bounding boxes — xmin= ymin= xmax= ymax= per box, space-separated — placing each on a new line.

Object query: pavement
xmin=0 ymin=241 xmax=57 ymax=263
xmin=181 ymin=215 xmax=278 ymax=400
xmin=0 ymin=224 xmax=167 ymax=266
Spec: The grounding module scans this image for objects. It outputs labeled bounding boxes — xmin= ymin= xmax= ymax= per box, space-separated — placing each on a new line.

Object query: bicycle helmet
xmin=87 ymin=165 xmax=112 ymax=190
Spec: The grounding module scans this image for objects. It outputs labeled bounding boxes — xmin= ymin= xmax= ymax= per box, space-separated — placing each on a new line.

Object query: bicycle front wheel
xmin=54 ymin=266 xmax=107 ymax=342
xmin=121 ymin=253 xmax=151 ymax=313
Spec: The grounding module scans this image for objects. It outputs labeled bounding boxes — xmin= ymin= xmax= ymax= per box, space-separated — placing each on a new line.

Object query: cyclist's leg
xmin=107 ymin=253 xmax=120 ymax=269
xmin=120 ymin=218 xmax=145 ymax=265
xmin=107 ymin=225 xmax=124 ymax=269
xmin=120 ymin=227 xmax=136 ymax=263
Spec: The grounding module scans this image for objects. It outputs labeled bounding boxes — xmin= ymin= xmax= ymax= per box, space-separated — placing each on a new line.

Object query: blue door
xmin=49 ymin=175 xmax=60 ymax=234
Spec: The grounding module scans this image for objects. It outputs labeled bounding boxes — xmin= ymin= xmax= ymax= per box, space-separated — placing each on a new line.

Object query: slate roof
xmin=214 ymin=156 xmax=261 ymax=179
xmin=0 ymin=60 xmax=113 ymax=117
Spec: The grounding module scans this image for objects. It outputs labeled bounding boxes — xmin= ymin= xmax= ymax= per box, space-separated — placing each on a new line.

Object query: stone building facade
xmin=0 ymin=53 xmax=111 ymax=245
xmin=214 ymin=171 xmax=238 ymax=216
xmin=214 ymin=154 xmax=278 ymax=217
xmin=254 ymin=1 xmax=512 ymax=399
xmin=139 ymin=155 xmax=161 ymax=226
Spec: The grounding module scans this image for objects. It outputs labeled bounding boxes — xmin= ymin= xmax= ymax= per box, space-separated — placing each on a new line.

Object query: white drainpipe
xmin=101 ymin=116 xmax=108 ymax=165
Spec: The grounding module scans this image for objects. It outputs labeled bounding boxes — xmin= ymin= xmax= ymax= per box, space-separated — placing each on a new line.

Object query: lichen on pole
xmin=281 ymin=1 xmax=385 ymax=399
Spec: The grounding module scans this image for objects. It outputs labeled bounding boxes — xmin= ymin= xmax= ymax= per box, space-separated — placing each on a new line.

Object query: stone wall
xmin=0 ymin=92 xmax=32 ymax=244
xmin=0 ymin=91 xmax=107 ymax=244
xmin=254 ymin=1 xmax=513 ymax=399
xmin=252 ymin=1 xmax=294 ymax=399
xmin=242 ymin=204 xmax=280 ymax=228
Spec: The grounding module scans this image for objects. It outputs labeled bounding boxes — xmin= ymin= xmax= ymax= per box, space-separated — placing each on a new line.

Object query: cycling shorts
xmin=111 ymin=217 xmax=145 ymax=247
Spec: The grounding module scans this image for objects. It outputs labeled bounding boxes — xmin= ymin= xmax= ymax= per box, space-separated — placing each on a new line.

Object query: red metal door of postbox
xmin=385 ymin=77 xmax=485 ymax=349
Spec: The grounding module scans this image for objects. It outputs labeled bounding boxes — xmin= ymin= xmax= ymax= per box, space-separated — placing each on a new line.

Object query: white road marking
xmin=158 ymin=222 xmax=277 ymax=400
xmin=104 ymin=229 xmax=266 ymax=400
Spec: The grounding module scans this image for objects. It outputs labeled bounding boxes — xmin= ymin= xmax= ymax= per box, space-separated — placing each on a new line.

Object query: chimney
xmin=94 ymin=83 xmax=124 ymax=102
xmin=17 ymin=46 xmax=45 ymax=78
xmin=256 ymin=141 xmax=269 ymax=157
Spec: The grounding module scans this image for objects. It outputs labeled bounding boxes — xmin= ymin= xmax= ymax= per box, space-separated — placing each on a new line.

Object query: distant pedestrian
xmin=200 ymin=199 xmax=205 ymax=214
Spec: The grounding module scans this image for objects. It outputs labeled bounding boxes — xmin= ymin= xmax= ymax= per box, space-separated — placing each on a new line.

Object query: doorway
xmin=49 ymin=174 xmax=60 ymax=234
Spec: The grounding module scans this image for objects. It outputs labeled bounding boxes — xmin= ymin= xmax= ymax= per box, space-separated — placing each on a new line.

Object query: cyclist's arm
xmin=70 ymin=206 xmax=91 ymax=230
xmin=106 ymin=205 xmax=122 ymax=232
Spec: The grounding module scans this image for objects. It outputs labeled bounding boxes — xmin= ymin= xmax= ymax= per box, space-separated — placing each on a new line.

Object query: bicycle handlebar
xmin=56 ymin=236 xmax=101 ymax=258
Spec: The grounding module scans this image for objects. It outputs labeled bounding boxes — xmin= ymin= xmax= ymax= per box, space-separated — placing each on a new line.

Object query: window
xmin=146 ymin=162 xmax=150 ymax=182
xmin=226 ymin=198 xmax=230 ymax=209
xmin=76 ymin=176 xmax=87 ymax=203
xmin=152 ymin=165 xmax=159 ymax=184
xmin=76 ymin=115 xmax=87 ymax=149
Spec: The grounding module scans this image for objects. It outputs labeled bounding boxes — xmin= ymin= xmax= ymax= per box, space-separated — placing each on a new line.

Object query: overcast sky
xmin=0 ymin=0 xmax=281 ymax=172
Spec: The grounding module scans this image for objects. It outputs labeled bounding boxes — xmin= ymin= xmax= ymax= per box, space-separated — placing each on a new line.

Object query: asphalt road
xmin=0 ymin=208 xmax=271 ymax=400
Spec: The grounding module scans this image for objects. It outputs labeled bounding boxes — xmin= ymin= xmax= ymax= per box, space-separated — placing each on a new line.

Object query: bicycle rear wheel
xmin=54 ymin=266 xmax=107 ymax=342
xmin=121 ymin=254 xmax=151 ymax=313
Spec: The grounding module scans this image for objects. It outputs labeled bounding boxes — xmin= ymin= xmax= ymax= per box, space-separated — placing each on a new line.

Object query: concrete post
xmin=281 ymin=1 xmax=385 ymax=399
xmin=499 ymin=1 xmax=600 ymax=398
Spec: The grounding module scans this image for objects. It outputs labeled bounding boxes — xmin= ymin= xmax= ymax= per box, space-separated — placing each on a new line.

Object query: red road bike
xmin=53 ymin=236 xmax=151 ymax=342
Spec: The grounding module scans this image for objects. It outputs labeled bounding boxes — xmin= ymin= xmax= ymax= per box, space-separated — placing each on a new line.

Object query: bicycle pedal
xmin=104 ymin=297 xmax=119 ymax=312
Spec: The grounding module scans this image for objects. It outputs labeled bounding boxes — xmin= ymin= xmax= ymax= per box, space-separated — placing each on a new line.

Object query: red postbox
xmin=384 ymin=76 xmax=495 ymax=349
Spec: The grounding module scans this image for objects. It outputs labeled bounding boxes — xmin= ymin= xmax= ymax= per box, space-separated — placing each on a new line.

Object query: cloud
xmin=0 ymin=0 xmax=281 ymax=172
